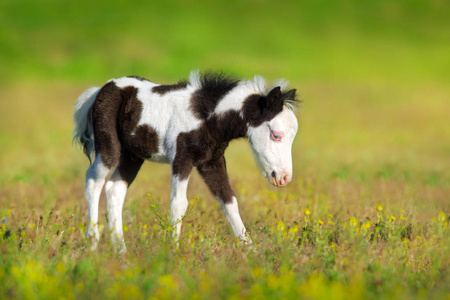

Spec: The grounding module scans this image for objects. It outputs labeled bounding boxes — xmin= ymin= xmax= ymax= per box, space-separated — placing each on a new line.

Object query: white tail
xmin=73 ymin=87 xmax=100 ymax=164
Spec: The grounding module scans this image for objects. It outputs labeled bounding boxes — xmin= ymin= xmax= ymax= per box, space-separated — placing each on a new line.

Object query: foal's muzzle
xmin=270 ymin=170 xmax=290 ymax=187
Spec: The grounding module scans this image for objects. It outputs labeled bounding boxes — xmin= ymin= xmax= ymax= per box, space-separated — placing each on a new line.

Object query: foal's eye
xmin=271 ymin=131 xmax=283 ymax=141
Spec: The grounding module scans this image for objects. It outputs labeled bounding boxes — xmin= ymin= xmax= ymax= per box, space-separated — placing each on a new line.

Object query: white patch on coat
xmin=138 ymin=85 xmax=201 ymax=162
xmin=214 ymin=83 xmax=252 ymax=115
xmin=111 ymin=77 xmax=156 ymax=89
xmin=112 ymin=76 xmax=202 ymax=163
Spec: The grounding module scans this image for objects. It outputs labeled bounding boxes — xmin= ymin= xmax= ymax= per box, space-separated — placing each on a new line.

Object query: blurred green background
xmin=1 ymin=0 xmax=449 ymax=84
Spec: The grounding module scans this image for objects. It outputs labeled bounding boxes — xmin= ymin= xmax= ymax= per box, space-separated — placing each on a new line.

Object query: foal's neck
xmin=208 ymin=83 xmax=261 ymax=142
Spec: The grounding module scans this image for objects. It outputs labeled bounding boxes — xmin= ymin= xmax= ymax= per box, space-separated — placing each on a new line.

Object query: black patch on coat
xmin=172 ymin=110 xmax=247 ymax=182
xmin=152 ymin=80 xmax=189 ymax=95
xmin=190 ymin=72 xmax=240 ymax=120
xmin=92 ymin=81 xmax=123 ymax=169
xmin=118 ymin=86 xmax=160 ymax=159
xmin=242 ymin=86 xmax=285 ymax=127
xmin=92 ymin=82 xmax=160 ymax=170
xmin=242 ymin=87 xmax=300 ymax=127
xmin=117 ymin=150 xmax=144 ymax=186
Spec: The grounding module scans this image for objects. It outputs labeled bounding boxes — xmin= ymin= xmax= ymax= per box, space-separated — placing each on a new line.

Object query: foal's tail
xmin=73 ymin=86 xmax=100 ymax=164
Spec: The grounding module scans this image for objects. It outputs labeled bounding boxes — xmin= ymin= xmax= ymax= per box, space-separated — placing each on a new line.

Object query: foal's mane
xmin=188 ymin=70 xmax=300 ymax=110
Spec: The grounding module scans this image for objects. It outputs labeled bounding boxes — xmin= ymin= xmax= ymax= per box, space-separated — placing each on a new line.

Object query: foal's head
xmin=245 ymin=86 xmax=299 ymax=187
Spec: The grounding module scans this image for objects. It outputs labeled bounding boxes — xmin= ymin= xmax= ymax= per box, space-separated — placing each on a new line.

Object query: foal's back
xmin=95 ymin=76 xmax=201 ymax=164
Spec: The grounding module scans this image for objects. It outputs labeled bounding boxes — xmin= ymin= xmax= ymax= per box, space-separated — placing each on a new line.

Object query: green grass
xmin=0 ymin=0 xmax=449 ymax=299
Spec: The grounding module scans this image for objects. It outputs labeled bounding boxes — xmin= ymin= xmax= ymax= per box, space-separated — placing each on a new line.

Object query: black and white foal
xmin=73 ymin=71 xmax=299 ymax=253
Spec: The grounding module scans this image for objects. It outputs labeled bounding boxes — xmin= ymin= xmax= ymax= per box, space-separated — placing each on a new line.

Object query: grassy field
xmin=0 ymin=1 xmax=449 ymax=299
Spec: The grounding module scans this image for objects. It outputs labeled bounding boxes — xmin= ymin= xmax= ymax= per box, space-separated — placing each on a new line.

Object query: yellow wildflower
xmin=361 ymin=221 xmax=371 ymax=229
xmin=317 ymin=219 xmax=324 ymax=226
xmin=438 ymin=211 xmax=446 ymax=223
xmin=376 ymin=205 xmax=383 ymax=212
xmin=288 ymin=225 xmax=298 ymax=233
xmin=349 ymin=217 xmax=358 ymax=227
xmin=390 ymin=216 xmax=396 ymax=221
xmin=328 ymin=220 xmax=334 ymax=225
xmin=304 ymin=208 xmax=311 ymax=216
xmin=277 ymin=220 xmax=286 ymax=231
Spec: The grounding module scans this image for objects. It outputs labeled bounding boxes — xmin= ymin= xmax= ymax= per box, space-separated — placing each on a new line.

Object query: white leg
xmin=85 ymin=155 xmax=110 ymax=250
xmin=170 ymin=175 xmax=190 ymax=244
xmin=105 ymin=170 xmax=128 ymax=254
xmin=219 ymin=197 xmax=252 ymax=244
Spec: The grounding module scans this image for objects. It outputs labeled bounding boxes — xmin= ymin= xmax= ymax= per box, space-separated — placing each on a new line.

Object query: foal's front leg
xmin=197 ymin=157 xmax=251 ymax=244
xmin=170 ymin=174 xmax=191 ymax=243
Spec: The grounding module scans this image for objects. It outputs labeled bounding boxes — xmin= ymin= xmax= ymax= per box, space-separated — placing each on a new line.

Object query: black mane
xmin=199 ymin=72 xmax=240 ymax=91
xmin=190 ymin=72 xmax=240 ymax=120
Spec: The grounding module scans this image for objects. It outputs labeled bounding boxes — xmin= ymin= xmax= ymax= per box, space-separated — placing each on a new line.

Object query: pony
xmin=73 ymin=70 xmax=299 ymax=253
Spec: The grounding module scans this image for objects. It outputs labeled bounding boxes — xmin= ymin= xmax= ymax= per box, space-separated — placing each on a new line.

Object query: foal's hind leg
xmin=105 ymin=151 xmax=143 ymax=254
xmin=85 ymin=155 xmax=111 ymax=250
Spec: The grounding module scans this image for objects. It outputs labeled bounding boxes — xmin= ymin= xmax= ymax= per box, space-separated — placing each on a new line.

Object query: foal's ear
xmin=266 ymin=86 xmax=283 ymax=109
xmin=282 ymin=89 xmax=297 ymax=101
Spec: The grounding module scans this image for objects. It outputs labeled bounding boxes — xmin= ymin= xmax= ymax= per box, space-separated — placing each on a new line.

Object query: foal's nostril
xmin=271 ymin=171 xmax=277 ymax=178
